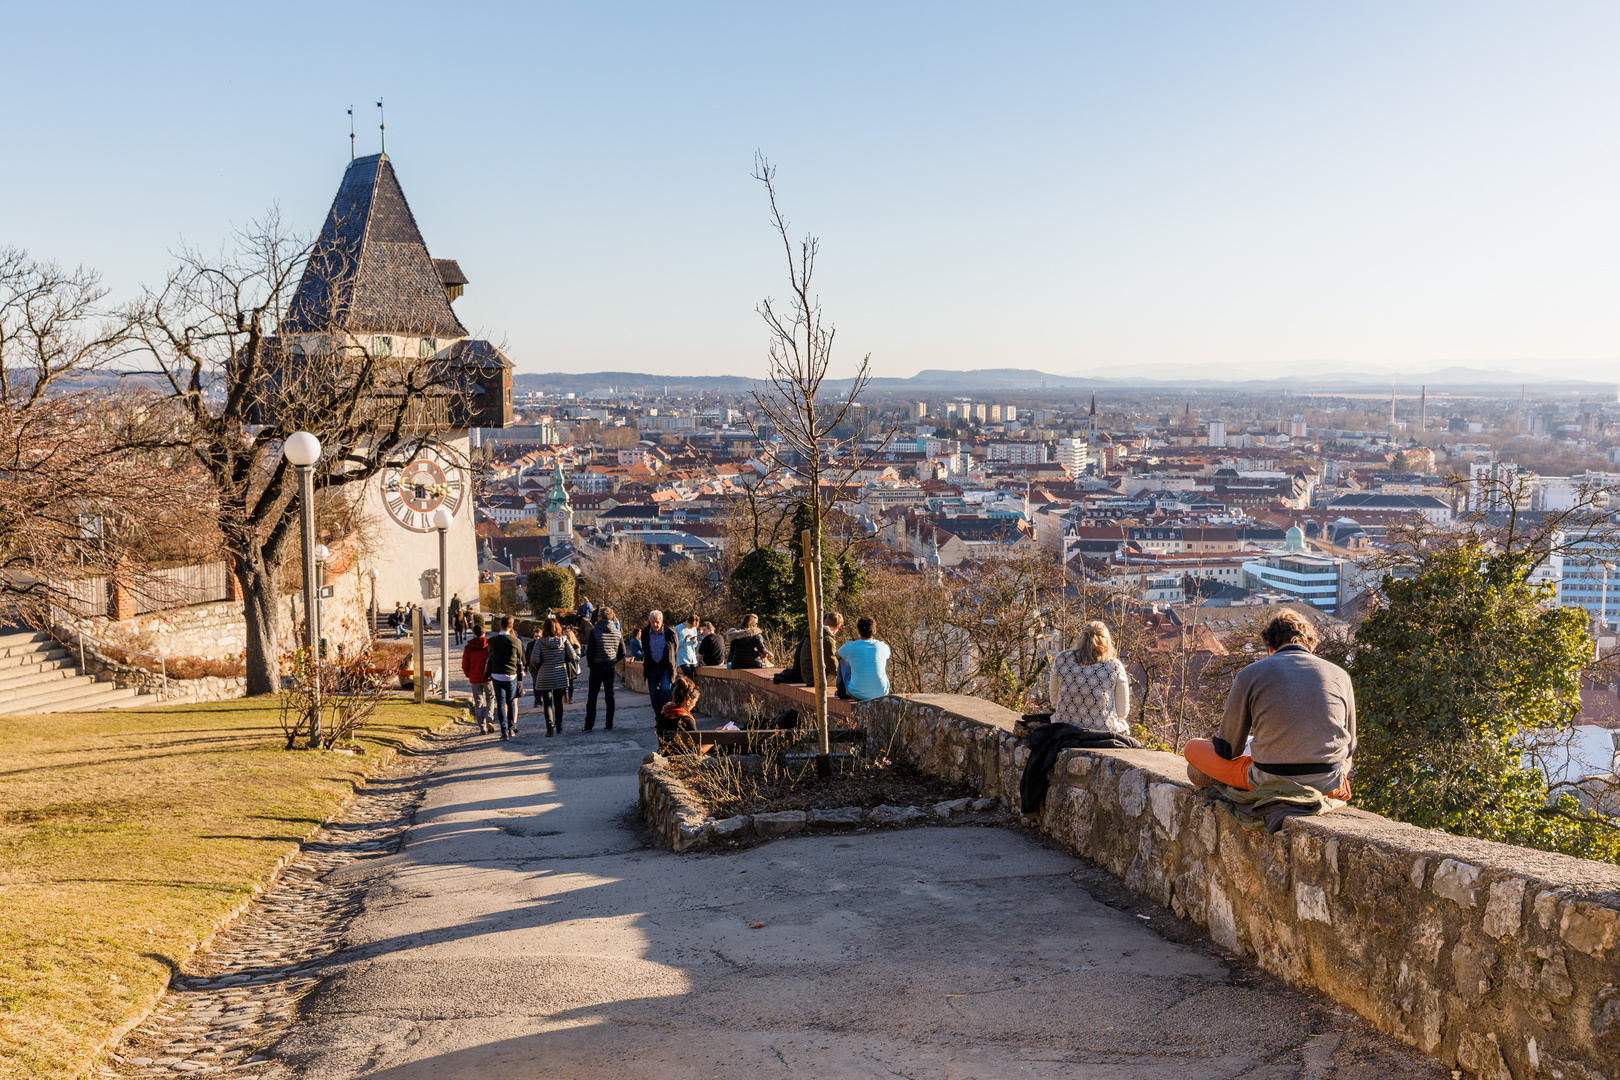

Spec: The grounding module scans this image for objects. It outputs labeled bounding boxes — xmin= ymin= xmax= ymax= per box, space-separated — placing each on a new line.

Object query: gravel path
xmin=98 ymin=731 xmax=449 ymax=1079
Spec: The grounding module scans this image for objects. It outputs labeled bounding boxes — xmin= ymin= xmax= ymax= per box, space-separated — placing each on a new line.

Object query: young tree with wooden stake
xmin=747 ymin=154 xmax=894 ymax=758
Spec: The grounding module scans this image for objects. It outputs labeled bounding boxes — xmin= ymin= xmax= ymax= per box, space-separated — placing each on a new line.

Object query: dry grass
xmin=667 ymin=748 xmax=975 ymax=818
xmin=102 ymin=648 xmax=247 ymax=680
xmin=0 ymin=695 xmax=463 ymax=1080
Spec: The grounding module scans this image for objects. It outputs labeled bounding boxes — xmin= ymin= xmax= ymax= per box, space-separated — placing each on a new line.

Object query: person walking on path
xmin=527 ymin=615 xmax=578 ymax=737
xmin=577 ymin=594 xmax=595 ymax=625
xmin=583 ymin=608 xmax=625 ymax=731
xmin=726 ymin=614 xmax=773 ymax=669
xmin=639 ymin=610 xmax=678 ymax=717
xmin=1048 ymin=621 xmax=1131 ymax=735
xmin=460 ymin=621 xmax=494 ymax=734
xmin=836 ymin=616 xmax=891 ymax=701
xmin=485 ymin=615 xmax=525 ymax=740
xmin=1182 ymin=609 xmax=1356 ymax=800
xmin=448 ymin=594 xmax=463 ymax=643
xmin=563 ymin=625 xmax=582 ymax=703
xmin=388 ymin=602 xmax=404 ymax=639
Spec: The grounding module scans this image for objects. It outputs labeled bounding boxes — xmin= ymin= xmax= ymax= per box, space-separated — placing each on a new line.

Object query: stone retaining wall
xmin=654 ymin=668 xmax=1620 ymax=1080
xmin=50 ymin=623 xmax=247 ymax=703
xmin=77 ymin=601 xmax=250 ymax=659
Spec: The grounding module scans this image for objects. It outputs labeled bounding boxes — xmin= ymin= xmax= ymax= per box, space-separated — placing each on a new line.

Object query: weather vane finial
xmin=377 ymin=98 xmax=386 ymax=154
xmin=347 ymin=105 xmax=355 ymax=161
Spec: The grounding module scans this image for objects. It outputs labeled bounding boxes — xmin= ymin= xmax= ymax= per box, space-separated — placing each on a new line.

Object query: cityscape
xmin=3 ymin=5 xmax=1619 ymax=1080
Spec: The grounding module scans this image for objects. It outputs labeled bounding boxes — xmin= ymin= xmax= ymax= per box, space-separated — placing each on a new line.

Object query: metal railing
xmin=47 ymin=609 xmax=170 ymax=699
xmin=77 ymin=628 xmax=168 ymax=698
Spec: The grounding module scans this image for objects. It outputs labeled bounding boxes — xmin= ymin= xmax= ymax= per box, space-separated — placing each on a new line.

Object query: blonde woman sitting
xmin=1049 ymin=621 xmax=1131 ymax=735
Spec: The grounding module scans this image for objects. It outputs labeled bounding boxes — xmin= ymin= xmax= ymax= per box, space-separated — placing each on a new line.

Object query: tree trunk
xmin=235 ymin=556 xmax=281 ymax=697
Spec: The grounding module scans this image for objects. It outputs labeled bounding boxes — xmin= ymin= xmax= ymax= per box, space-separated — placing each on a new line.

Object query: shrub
xmin=527 ymin=565 xmax=575 ymax=613
xmin=1352 ymin=543 xmax=1619 ymax=861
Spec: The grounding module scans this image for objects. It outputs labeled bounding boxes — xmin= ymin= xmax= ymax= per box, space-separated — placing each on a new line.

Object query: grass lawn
xmin=0 ymin=695 xmax=464 ymax=1080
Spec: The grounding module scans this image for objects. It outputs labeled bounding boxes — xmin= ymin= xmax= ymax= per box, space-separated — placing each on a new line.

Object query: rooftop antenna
xmin=347 ymin=105 xmax=355 ymax=161
xmin=377 ymin=98 xmax=386 ymax=154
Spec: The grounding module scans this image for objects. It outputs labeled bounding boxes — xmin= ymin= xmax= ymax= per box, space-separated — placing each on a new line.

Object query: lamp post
xmin=313 ymin=544 xmax=330 ymax=655
xmin=367 ymin=567 xmax=380 ymax=639
xmin=284 ymin=432 xmax=323 ymax=747
xmin=431 ymin=506 xmax=454 ymax=702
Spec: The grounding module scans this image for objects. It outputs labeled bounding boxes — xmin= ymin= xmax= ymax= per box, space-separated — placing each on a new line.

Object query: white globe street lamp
xmin=432 ymin=506 xmax=454 ymax=702
xmin=286 ymin=431 xmax=322 ymax=747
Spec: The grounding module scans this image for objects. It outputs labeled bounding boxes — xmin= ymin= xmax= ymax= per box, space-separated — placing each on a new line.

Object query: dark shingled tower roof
xmin=285 ymin=153 xmax=468 ymax=338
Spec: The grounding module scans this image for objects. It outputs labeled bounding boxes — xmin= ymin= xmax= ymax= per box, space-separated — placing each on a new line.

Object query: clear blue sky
xmin=6 ymin=2 xmax=1617 ymax=380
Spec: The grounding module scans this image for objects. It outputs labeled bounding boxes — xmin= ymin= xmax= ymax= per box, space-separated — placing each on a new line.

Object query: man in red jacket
xmin=460 ymin=619 xmax=494 ymax=734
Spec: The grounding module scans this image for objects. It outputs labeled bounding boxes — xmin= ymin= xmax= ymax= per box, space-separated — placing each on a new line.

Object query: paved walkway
xmin=263 ymin=682 xmax=1443 ymax=1080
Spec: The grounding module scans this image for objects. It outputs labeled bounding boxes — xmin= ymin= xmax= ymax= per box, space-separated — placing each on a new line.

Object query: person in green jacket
xmin=484 ymin=614 xmax=525 ymax=739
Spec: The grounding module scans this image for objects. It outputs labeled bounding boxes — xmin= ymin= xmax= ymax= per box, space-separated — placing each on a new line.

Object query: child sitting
xmin=657 ymin=674 xmax=701 ymax=750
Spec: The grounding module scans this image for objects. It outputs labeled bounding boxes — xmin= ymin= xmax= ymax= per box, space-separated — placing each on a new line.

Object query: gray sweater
xmin=1215 ymin=644 xmax=1357 ymax=772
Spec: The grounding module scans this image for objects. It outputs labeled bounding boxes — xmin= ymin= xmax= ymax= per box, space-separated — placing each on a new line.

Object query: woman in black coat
xmin=725 ymin=614 xmax=774 ymax=669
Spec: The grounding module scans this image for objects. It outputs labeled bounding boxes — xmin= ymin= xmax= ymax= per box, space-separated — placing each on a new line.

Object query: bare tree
xmin=0 ymin=248 xmax=194 ymax=622
xmin=130 ymin=213 xmax=473 ymax=696
xmin=746 ymin=155 xmax=896 ymax=747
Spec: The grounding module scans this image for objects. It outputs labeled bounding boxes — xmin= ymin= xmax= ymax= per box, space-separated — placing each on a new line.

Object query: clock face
xmin=381 ymin=441 xmax=466 ymax=532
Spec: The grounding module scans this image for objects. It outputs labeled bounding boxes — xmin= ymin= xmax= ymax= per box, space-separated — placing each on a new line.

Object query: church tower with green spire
xmin=545 ymin=459 xmax=574 ymax=542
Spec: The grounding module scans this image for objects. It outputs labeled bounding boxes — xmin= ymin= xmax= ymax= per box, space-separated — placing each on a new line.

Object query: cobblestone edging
xmin=94 ymin=722 xmax=462 ymax=1079
xmin=636 ymin=751 xmax=1007 ymax=851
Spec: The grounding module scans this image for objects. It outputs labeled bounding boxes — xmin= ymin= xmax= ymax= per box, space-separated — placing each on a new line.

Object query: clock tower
xmin=283 ymin=153 xmax=513 ymax=613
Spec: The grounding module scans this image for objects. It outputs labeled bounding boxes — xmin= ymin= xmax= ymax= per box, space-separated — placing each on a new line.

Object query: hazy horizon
xmin=7 ymin=3 xmax=1617 ymax=381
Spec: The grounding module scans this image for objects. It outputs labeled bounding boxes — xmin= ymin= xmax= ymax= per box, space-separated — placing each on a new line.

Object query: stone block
xmin=1117 ymin=769 xmax=1147 ymax=818
xmin=673 ymin=821 xmax=708 ymax=852
xmin=1482 ymin=878 xmax=1526 ymax=940
xmin=969 ymin=796 xmax=998 ymax=812
xmin=1538 ymin=949 xmax=1574 ymax=1004
xmin=1296 ymin=882 xmax=1331 ymax=924
xmin=1432 ymin=859 xmax=1482 ymax=908
xmin=867 ymin=805 xmax=926 ymax=826
xmin=1450 ymin=939 xmax=1494 ymax=1004
xmin=931 ymin=798 xmax=970 ymax=818
xmin=1149 ymin=783 xmax=1180 ymax=838
xmin=807 ymin=806 xmax=864 ymax=827
xmin=709 ymin=815 xmax=752 ymax=839
xmin=1455 ymin=1032 xmax=1512 ymax=1080
xmin=752 ymin=811 xmax=807 ymax=837
xmin=1561 ymin=902 xmax=1620 ymax=958
xmin=1535 ymin=888 xmax=1566 ymax=930
xmin=1591 ymin=986 xmax=1620 ymax=1052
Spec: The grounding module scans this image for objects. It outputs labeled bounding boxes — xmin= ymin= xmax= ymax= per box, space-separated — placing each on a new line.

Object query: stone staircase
xmin=0 ymin=631 xmax=148 ymax=715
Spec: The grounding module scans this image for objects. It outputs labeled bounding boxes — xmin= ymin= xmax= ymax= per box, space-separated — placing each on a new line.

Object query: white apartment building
xmin=987 ymin=442 xmax=1048 ymax=465
xmin=1055 ymin=438 xmax=1088 ymax=476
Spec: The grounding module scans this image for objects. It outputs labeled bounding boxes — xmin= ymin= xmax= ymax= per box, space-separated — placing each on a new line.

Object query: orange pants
xmin=1184 ymin=738 xmax=1253 ymax=790
xmin=1184 ymin=738 xmax=1353 ymax=799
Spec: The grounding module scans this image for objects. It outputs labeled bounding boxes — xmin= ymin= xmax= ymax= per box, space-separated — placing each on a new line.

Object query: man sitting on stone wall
xmin=1183 ymin=609 xmax=1355 ymax=804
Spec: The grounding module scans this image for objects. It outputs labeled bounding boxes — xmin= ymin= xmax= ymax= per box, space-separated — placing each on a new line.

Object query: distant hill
xmin=516 ymin=364 xmax=1615 ymax=396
